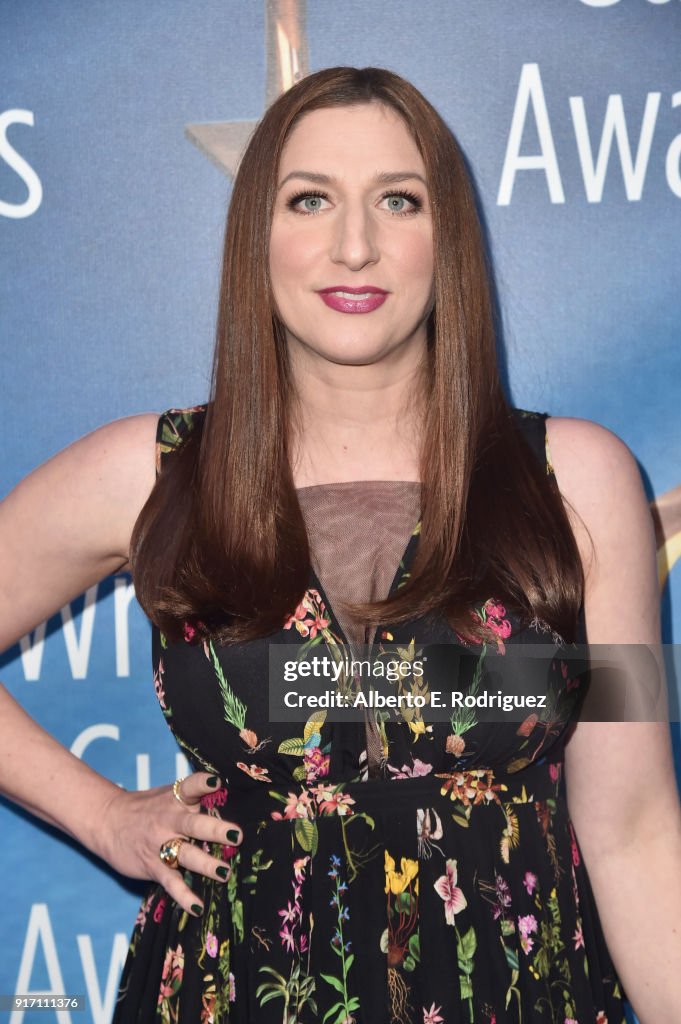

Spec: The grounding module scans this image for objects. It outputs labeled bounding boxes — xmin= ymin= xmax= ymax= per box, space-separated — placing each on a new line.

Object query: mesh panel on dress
xmin=296 ymin=480 xmax=421 ymax=778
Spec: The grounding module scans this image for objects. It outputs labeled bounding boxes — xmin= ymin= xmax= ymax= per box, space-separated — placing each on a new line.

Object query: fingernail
xmin=216 ymin=866 xmax=229 ymax=880
xmin=226 ymin=827 xmax=241 ymax=844
xmin=191 ymin=903 xmax=203 ymax=916
xmin=206 ymin=776 xmax=219 ymax=788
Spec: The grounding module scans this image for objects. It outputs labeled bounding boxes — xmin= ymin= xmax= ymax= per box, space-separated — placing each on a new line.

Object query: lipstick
xmin=317 ymin=285 xmax=389 ymax=314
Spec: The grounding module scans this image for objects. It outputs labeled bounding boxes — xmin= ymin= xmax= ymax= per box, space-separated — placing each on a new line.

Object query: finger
xmin=157 ymin=863 xmax=207 ymax=917
xmin=176 ymin=811 xmax=244 ymax=850
xmin=175 ymin=839 xmax=233 ymax=884
xmin=173 ymin=772 xmax=222 ymax=808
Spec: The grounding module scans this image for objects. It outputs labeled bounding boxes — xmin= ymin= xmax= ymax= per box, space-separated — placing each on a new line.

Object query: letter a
xmin=497 ymin=63 xmax=565 ymax=205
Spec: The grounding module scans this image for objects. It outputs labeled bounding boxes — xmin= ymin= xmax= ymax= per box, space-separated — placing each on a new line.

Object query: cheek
xmin=395 ymin=232 xmax=433 ymax=284
xmin=268 ymin=232 xmax=291 ymax=289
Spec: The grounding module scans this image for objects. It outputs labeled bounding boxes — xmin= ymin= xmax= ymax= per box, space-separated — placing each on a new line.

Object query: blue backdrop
xmin=2 ymin=2 xmax=680 ymax=1021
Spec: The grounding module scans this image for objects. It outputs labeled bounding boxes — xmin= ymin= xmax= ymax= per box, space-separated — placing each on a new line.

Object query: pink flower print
xmin=299 ymin=931 xmax=309 ymax=953
xmin=221 ymin=843 xmax=239 ymax=860
xmin=423 ymin=1004 xmax=445 ymax=1024
xmin=279 ymin=923 xmax=296 ymax=953
xmin=153 ymin=897 xmax=167 ymax=924
xmin=153 ymin=660 xmax=167 ymax=711
xmin=236 ymin=762 xmax=271 ymax=782
xmin=309 ymin=784 xmax=356 ymax=816
xmin=523 ymin=871 xmax=538 ymax=896
xmin=303 ymin=745 xmax=330 ymax=780
xmin=518 ymin=914 xmax=538 ymax=954
xmin=573 ymin=920 xmax=585 ymax=950
xmin=271 ymin=789 xmax=314 ymax=820
xmin=293 ymin=855 xmax=310 ymax=882
xmin=569 ymin=823 xmax=581 ymax=866
xmin=549 ymin=761 xmax=561 ymax=783
xmin=228 ymin=973 xmax=236 ymax=1002
xmin=596 ymin=1014 xmax=608 ymax=1024
xmin=135 ymin=891 xmax=154 ymax=930
xmin=278 ymin=900 xmax=298 ymax=925
xmin=482 ymin=599 xmax=512 ymax=652
xmin=387 ymin=758 xmax=433 ymax=779
xmin=158 ymin=944 xmax=184 ymax=1001
xmin=200 ymin=786 xmax=229 ymax=810
xmin=183 ymin=620 xmax=198 ymax=643
xmin=560 ymin=659 xmax=579 ymax=692
xmin=493 ymin=873 xmax=512 ymax=920
xmin=564 ymin=1019 xmax=579 ymax=1024
xmin=434 ymin=859 xmax=468 ymax=925
xmin=517 ymin=713 xmax=538 ymax=737
xmin=283 ymin=589 xmax=330 ymax=638
xmin=205 ymin=932 xmax=218 ymax=958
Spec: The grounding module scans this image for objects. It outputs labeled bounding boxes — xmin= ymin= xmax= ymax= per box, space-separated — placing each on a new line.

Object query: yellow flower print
xmin=384 ymin=851 xmax=419 ymax=895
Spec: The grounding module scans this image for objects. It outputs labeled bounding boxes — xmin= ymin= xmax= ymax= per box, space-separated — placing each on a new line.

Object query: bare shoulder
xmin=545 ymin=416 xmax=653 ymax=587
xmin=0 ymin=412 xmax=160 ymax=652
xmin=548 ymin=419 xmax=674 ymax=854
xmin=546 ymin=414 xmax=659 ymax=645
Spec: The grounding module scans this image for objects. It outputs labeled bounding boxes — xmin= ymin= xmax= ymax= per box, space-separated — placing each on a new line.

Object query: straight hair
xmin=130 ymin=67 xmax=587 ymax=645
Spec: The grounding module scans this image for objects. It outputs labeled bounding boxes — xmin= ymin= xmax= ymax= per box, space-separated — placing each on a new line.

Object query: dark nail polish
xmin=191 ymin=903 xmax=203 ymax=916
xmin=226 ymin=827 xmax=240 ymax=843
xmin=216 ymin=866 xmax=229 ymax=880
xmin=206 ymin=775 xmax=219 ymax=788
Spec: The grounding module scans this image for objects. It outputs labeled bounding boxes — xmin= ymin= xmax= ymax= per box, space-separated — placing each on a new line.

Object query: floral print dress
xmin=113 ymin=407 xmax=625 ymax=1024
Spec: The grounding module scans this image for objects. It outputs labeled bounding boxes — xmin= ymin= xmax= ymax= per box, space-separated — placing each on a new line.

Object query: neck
xmin=287 ymin=337 xmax=428 ymax=486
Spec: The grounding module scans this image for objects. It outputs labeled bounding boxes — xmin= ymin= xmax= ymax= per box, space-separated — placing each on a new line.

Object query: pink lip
xmin=317 ymin=285 xmax=389 ymax=314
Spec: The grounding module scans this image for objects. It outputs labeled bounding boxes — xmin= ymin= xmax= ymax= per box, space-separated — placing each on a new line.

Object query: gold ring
xmin=172 ymin=777 xmax=191 ymax=808
xmin=159 ymin=836 xmax=187 ymax=870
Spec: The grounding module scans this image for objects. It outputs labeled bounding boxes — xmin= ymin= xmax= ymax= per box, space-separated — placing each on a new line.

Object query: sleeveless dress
xmin=113 ymin=406 xmax=626 ymax=1024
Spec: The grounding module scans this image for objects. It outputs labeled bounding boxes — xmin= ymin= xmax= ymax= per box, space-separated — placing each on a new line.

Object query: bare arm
xmin=0 ymin=414 xmax=156 ymax=647
xmin=0 ymin=414 xmax=241 ymax=914
xmin=548 ymin=415 xmax=681 ymax=1024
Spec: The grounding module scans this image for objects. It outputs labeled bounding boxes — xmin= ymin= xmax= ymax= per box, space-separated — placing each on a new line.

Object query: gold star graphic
xmin=185 ymin=0 xmax=310 ymax=178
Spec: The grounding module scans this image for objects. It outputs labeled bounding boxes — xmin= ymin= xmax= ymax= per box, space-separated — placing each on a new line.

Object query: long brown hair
xmin=131 ymin=66 xmax=586 ymax=645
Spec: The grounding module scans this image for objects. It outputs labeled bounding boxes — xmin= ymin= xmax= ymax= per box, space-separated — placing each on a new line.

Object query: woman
xmin=1 ymin=67 xmax=679 ymax=1023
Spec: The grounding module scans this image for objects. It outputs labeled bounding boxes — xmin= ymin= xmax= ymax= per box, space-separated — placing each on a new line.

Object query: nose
xmin=330 ymin=201 xmax=379 ymax=271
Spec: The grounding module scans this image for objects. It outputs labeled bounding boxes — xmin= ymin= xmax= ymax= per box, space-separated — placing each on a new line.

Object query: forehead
xmin=277 ymin=102 xmax=424 ymax=178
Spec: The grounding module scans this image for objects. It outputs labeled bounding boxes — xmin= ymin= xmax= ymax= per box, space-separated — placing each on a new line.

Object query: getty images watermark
xmin=268 ymin=643 xmax=681 ymax=724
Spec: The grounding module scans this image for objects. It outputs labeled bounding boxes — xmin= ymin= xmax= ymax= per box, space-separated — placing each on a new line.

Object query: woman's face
xmin=269 ymin=102 xmax=434 ymax=368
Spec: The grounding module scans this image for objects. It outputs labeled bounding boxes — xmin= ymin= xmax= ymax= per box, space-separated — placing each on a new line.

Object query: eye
xmin=287 ymin=191 xmax=329 ymax=214
xmin=379 ymin=190 xmax=423 ymax=216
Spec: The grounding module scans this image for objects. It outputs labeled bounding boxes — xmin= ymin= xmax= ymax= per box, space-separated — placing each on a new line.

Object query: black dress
xmin=113 ymin=406 xmax=625 ymax=1024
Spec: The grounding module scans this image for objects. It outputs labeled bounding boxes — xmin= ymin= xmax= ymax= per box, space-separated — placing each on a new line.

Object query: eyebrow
xmin=277 ymin=170 xmax=428 ymax=190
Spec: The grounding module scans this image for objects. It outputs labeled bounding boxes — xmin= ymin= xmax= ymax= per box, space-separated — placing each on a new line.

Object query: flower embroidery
xmin=270 ymin=789 xmax=315 ymax=821
xmin=200 ymin=786 xmax=228 ymax=811
xmin=303 ymin=745 xmax=330 ymax=780
xmin=523 ymin=871 xmax=538 ymax=895
xmin=310 ymin=784 xmax=356 ymax=816
xmin=416 ymin=808 xmax=445 ymax=860
xmin=387 ymin=757 xmax=433 ymax=779
xmin=423 ymin=1003 xmax=445 ymax=1024
xmin=385 ymin=851 xmax=420 ymax=896
xmin=457 ymin=598 xmax=512 ymax=653
xmin=283 ymin=589 xmax=331 ymax=638
xmin=158 ymin=944 xmax=184 ymax=1003
xmin=236 ymin=762 xmax=271 ymax=782
xmin=573 ymin=920 xmax=585 ymax=950
xmin=518 ymin=914 xmax=538 ymax=954
xmin=435 ymin=768 xmax=508 ymax=810
xmin=433 ymin=859 xmax=467 ymax=924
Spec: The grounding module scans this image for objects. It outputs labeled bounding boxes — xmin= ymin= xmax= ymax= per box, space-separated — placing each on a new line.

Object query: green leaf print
xmin=320 ymin=974 xmax=345 ymax=995
xmin=278 ymin=738 xmax=307 ymax=756
xmin=294 ymin=817 xmax=319 ymax=856
xmin=323 ymin=855 xmax=358 ymax=1023
xmin=207 ymin=640 xmax=247 ymax=732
